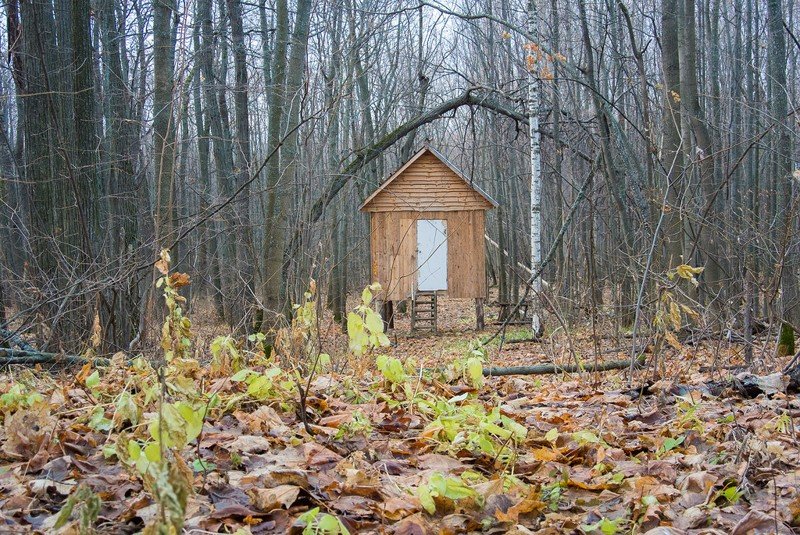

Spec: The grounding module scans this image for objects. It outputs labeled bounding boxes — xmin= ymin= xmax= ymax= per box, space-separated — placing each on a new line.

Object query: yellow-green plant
xmin=296 ymin=507 xmax=350 ymax=534
xmin=417 ymin=472 xmax=477 ymax=514
xmin=347 ymin=283 xmax=390 ymax=356
xmin=113 ymin=249 xmax=199 ymax=534
xmin=210 ymin=335 xmax=243 ymax=374
xmin=447 ymin=340 xmax=486 ymax=389
xmin=155 ymin=249 xmax=192 ymax=364
xmin=54 ymin=484 xmax=100 ymax=534
xmin=422 ymin=402 xmax=528 ymax=462
xmin=0 ymin=381 xmax=43 ymax=416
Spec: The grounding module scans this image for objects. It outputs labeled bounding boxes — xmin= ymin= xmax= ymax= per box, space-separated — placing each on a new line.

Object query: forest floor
xmin=0 ymin=294 xmax=799 ymax=534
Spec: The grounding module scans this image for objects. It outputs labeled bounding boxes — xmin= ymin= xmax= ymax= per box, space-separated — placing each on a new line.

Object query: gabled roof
xmin=358 ymin=145 xmax=498 ymax=211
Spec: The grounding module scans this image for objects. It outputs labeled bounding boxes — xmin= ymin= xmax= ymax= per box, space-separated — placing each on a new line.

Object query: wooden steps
xmin=411 ymin=291 xmax=438 ymax=333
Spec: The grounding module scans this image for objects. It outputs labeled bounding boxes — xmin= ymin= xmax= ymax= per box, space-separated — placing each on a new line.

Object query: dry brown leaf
xmin=378 ymin=496 xmax=421 ymax=520
xmin=227 ymin=434 xmax=272 ymax=454
xmin=730 ymin=510 xmax=794 ymax=535
xmin=495 ymin=490 xmax=545 ymax=523
xmin=530 ymin=447 xmax=560 ymax=462
xmin=303 ymin=442 xmax=344 ymax=467
xmin=2 ymin=405 xmax=55 ymax=460
xmin=388 ymin=513 xmax=433 ymax=535
xmin=248 ymin=484 xmax=301 ymax=511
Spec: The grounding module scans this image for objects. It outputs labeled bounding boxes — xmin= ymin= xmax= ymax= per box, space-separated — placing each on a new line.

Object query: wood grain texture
xmin=363 ymin=152 xmax=494 ymax=212
xmin=369 ymin=210 xmax=487 ymax=300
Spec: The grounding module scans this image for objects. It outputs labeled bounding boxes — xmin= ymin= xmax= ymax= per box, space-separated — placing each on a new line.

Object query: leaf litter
xmin=0 ymin=271 xmax=798 ymax=533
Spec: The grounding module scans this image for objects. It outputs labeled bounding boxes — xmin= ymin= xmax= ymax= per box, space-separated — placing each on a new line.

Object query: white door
xmin=417 ymin=219 xmax=447 ymax=291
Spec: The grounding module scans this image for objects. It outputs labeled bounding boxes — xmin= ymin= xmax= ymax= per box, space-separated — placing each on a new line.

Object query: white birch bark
xmin=527 ymin=0 xmax=544 ymax=337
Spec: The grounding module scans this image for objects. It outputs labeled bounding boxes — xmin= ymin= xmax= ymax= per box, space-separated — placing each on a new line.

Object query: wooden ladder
xmin=411 ymin=290 xmax=438 ymax=334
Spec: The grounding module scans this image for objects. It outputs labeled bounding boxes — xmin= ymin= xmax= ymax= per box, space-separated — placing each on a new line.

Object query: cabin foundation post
xmin=475 ymin=298 xmax=485 ymax=330
xmin=381 ymin=300 xmax=395 ymax=331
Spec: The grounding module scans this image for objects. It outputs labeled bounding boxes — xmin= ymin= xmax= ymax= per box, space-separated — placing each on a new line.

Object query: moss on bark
xmin=778 ymin=322 xmax=795 ymax=357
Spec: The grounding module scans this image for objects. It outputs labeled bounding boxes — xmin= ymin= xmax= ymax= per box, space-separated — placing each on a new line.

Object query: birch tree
xmin=527 ymin=0 xmax=544 ymax=338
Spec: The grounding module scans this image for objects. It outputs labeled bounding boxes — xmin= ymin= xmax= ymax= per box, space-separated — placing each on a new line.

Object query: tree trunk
xmin=227 ymin=0 xmax=255 ymax=329
xmin=261 ymin=0 xmax=290 ymax=324
xmin=152 ymin=0 xmax=176 ymax=246
xmin=527 ymin=0 xmax=544 ymax=338
xmin=198 ymin=0 xmax=238 ymax=325
xmin=577 ymin=0 xmax=636 ymax=326
xmin=99 ymin=0 xmax=141 ymax=350
xmin=678 ymin=0 xmax=724 ymax=314
xmin=661 ymin=0 xmax=684 ymax=267
xmin=767 ymin=0 xmax=797 ymax=355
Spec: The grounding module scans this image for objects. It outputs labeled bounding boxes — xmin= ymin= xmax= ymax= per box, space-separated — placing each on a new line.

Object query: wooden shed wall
xmin=364 ymin=152 xmax=493 ymax=212
xmin=370 ymin=210 xmax=486 ymax=301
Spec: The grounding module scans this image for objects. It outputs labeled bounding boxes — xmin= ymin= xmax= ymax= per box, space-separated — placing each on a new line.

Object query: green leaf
xmin=148 ymin=403 xmax=188 ymax=448
xmin=127 ymin=439 xmax=141 ymax=461
xmin=102 ymin=444 xmax=117 ymax=459
xmin=658 ymin=435 xmax=685 ymax=456
xmin=477 ymin=434 xmax=495 ymax=454
xmin=347 ymin=313 xmax=368 ymax=355
xmin=580 ymin=517 xmax=621 ymax=535
xmin=500 ymin=415 xmax=528 ymax=440
xmin=482 ymin=420 xmax=512 ymax=440
xmin=318 ymin=353 xmax=331 ymax=368
xmin=298 ymin=506 xmax=320 ymax=524
xmin=466 ymin=357 xmax=483 ymax=388
xmin=448 ymin=392 xmax=468 ymax=403
xmin=361 ymin=287 xmax=373 ymax=306
xmin=642 ymin=495 xmax=658 ymax=506
xmin=113 ymin=391 xmax=140 ymax=428
xmin=545 ymin=427 xmax=559 ymax=443
xmin=442 ymin=477 xmax=476 ymax=500
xmin=418 ymin=484 xmax=436 ymax=514
xmin=143 ymin=442 xmax=161 ymax=462
xmin=85 ymin=370 xmax=100 ymax=389
xmin=247 ymin=375 xmax=274 ymax=400
xmin=192 ymin=458 xmax=216 ymax=472
xmin=376 ymin=355 xmax=406 ymax=384
xmin=88 ymin=406 xmax=113 ymax=432
xmin=347 ymin=312 xmax=364 ymax=332
xmin=365 ymin=309 xmax=383 ymax=334
xmin=230 ymin=368 xmax=253 ymax=382
xmin=176 ymin=401 xmax=204 ymax=443
xmin=316 ymin=513 xmax=349 ymax=534
xmin=375 ymin=332 xmax=390 ymax=347
xmin=572 ymin=430 xmax=600 ymax=445
xmin=428 ymin=472 xmax=447 ymax=495
xmin=422 ymin=472 xmax=476 ymax=506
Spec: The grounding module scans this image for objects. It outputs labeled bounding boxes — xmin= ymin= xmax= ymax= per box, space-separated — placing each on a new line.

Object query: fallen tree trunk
xmin=0 ymin=349 xmax=108 ymax=366
xmin=0 ymin=329 xmax=36 ymax=351
xmin=483 ymin=356 xmax=645 ymax=376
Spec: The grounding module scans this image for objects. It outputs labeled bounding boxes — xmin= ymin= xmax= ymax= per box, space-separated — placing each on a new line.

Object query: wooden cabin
xmin=359 ymin=146 xmax=497 ymax=332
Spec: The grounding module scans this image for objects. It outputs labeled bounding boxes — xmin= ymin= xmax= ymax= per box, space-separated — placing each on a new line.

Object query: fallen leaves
xmin=2 ymin=403 xmax=55 ymax=460
xmin=0 ymin=301 xmax=799 ymax=534
xmin=248 ymin=484 xmax=302 ymax=511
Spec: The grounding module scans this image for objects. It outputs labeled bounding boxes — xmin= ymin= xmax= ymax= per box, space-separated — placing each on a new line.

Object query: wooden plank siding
xmin=370 ymin=210 xmax=487 ymax=301
xmin=362 ymin=152 xmax=494 ymax=213
xmin=362 ymin=147 xmax=494 ymax=303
